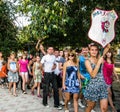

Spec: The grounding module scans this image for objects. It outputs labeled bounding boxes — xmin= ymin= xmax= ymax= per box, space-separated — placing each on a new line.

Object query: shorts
xmin=20 ymin=72 xmax=28 ymax=76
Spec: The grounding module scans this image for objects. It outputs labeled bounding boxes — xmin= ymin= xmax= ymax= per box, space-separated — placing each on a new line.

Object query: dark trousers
xmin=43 ymin=72 xmax=59 ymax=106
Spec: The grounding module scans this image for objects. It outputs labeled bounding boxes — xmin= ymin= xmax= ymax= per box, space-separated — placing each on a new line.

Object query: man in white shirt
xmin=41 ymin=46 xmax=62 ymax=110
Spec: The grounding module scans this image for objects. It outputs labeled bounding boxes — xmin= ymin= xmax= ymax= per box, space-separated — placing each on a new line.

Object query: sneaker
xmin=22 ymin=90 xmax=27 ymax=94
xmin=91 ymin=109 xmax=96 ymax=112
xmin=43 ymin=104 xmax=49 ymax=108
xmin=60 ymin=100 xmax=65 ymax=106
xmin=68 ymin=102 xmax=71 ymax=105
xmin=78 ymin=101 xmax=85 ymax=108
xmin=54 ymin=105 xmax=62 ymax=110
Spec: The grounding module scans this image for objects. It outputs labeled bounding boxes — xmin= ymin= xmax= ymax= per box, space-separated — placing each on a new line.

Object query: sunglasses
xmin=69 ymin=54 xmax=74 ymax=57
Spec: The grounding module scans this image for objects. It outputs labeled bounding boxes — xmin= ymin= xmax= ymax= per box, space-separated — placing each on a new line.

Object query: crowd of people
xmin=0 ymin=40 xmax=120 ymax=112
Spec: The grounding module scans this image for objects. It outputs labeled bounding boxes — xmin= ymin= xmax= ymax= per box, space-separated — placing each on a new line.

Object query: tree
xmin=16 ymin=0 xmax=120 ymax=49
xmin=0 ymin=0 xmax=19 ymax=58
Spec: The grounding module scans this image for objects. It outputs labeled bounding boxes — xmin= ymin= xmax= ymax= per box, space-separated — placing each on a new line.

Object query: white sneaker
xmin=44 ymin=104 xmax=49 ymax=108
xmin=68 ymin=102 xmax=71 ymax=105
xmin=60 ymin=100 xmax=65 ymax=106
xmin=54 ymin=105 xmax=62 ymax=110
xmin=78 ymin=101 xmax=85 ymax=108
xmin=91 ymin=109 xmax=96 ymax=112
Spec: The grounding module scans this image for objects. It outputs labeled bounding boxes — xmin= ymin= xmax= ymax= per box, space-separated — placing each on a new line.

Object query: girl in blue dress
xmin=8 ymin=52 xmax=19 ymax=96
xmin=62 ymin=51 xmax=81 ymax=112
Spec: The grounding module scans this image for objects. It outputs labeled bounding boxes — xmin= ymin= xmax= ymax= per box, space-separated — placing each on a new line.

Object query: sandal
xmin=31 ymin=91 xmax=34 ymax=95
xmin=37 ymin=95 xmax=42 ymax=98
xmin=9 ymin=91 xmax=13 ymax=95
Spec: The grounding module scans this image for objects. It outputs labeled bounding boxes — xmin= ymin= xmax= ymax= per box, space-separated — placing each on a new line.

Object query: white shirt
xmin=10 ymin=61 xmax=17 ymax=71
xmin=41 ymin=54 xmax=56 ymax=73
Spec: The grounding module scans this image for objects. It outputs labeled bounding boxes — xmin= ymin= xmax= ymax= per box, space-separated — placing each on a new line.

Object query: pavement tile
xmin=0 ymin=83 xmax=120 ymax=112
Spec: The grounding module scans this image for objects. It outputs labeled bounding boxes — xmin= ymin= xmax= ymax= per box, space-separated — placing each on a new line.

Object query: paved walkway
xmin=0 ymin=81 xmax=119 ymax=112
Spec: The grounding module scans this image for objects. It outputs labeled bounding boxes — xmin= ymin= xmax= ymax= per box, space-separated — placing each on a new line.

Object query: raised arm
xmin=39 ymin=44 xmax=46 ymax=55
xmin=85 ymin=57 xmax=103 ymax=78
xmin=35 ymin=39 xmax=41 ymax=51
xmin=103 ymin=44 xmax=111 ymax=57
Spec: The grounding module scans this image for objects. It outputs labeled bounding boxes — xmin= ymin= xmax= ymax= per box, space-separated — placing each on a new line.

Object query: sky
xmin=6 ymin=0 xmax=31 ymax=27
xmin=14 ymin=14 xmax=31 ymax=27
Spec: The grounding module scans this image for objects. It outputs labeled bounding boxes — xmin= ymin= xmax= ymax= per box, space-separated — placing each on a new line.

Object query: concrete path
xmin=0 ymin=82 xmax=119 ymax=112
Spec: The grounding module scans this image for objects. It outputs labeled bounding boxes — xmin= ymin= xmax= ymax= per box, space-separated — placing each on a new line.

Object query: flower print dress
xmin=34 ymin=62 xmax=42 ymax=83
xmin=8 ymin=61 xmax=18 ymax=82
xmin=84 ymin=60 xmax=108 ymax=102
xmin=64 ymin=66 xmax=80 ymax=93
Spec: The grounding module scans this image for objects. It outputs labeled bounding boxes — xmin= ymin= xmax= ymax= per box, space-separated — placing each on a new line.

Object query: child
xmin=18 ymin=53 xmax=29 ymax=94
xmin=31 ymin=55 xmax=43 ymax=98
xmin=0 ymin=61 xmax=7 ymax=88
xmin=7 ymin=52 xmax=19 ymax=96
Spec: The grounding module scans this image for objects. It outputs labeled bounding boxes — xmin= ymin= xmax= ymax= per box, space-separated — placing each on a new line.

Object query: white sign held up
xmin=88 ymin=8 xmax=118 ymax=47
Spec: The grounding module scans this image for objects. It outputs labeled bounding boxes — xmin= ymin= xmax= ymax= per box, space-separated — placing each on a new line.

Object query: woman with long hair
xmin=18 ymin=53 xmax=29 ymax=94
xmin=62 ymin=51 xmax=81 ymax=112
xmin=103 ymin=49 xmax=119 ymax=112
xmin=84 ymin=43 xmax=110 ymax=112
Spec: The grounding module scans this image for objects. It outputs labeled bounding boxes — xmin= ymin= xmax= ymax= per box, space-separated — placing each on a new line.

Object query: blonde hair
xmin=68 ymin=50 xmax=78 ymax=64
xmin=21 ymin=53 xmax=27 ymax=59
xmin=10 ymin=51 xmax=16 ymax=56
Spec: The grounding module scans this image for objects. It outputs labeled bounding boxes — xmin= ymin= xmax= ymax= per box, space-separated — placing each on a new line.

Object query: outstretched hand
xmin=38 ymin=39 xmax=42 ymax=43
xmin=103 ymin=44 xmax=111 ymax=56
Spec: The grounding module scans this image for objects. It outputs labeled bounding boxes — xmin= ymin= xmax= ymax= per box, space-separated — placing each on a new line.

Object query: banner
xmin=88 ymin=8 xmax=118 ymax=47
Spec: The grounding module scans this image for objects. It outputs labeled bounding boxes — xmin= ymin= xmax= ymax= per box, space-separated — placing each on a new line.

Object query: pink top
xmin=103 ymin=61 xmax=114 ymax=85
xmin=19 ymin=59 xmax=28 ymax=72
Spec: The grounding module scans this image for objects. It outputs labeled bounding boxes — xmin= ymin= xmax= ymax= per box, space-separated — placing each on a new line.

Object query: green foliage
xmin=17 ymin=0 xmax=71 ymax=47
xmin=17 ymin=0 xmax=120 ymax=49
xmin=0 ymin=0 xmax=19 ymax=58
xmin=1 ymin=0 xmax=120 ymax=55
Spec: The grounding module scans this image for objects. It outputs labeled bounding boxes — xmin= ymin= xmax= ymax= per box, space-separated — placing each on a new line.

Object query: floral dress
xmin=8 ymin=61 xmax=18 ymax=82
xmin=84 ymin=61 xmax=108 ymax=102
xmin=64 ymin=66 xmax=80 ymax=93
xmin=34 ymin=62 xmax=42 ymax=83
